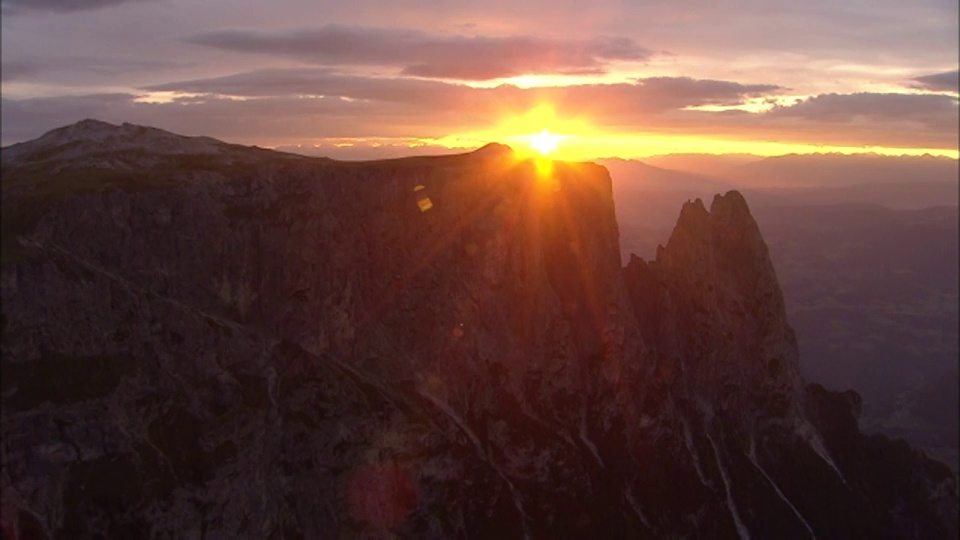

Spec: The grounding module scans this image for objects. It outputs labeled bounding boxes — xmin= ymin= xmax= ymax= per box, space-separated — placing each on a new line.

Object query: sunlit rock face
xmin=1 ymin=121 xmax=956 ymax=539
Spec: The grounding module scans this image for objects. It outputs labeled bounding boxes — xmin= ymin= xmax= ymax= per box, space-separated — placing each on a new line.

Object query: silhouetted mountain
xmin=0 ymin=118 xmax=284 ymax=167
xmin=1 ymin=121 xmax=956 ymax=538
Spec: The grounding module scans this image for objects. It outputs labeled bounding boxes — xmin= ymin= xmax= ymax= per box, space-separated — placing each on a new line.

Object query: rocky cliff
xmin=1 ymin=120 xmax=956 ymax=539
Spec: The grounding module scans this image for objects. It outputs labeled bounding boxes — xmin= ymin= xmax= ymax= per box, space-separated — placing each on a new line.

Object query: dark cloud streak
xmin=144 ymin=69 xmax=782 ymax=116
xmin=145 ymin=69 xmax=464 ymax=105
xmin=909 ymin=70 xmax=959 ymax=93
xmin=3 ymin=82 xmax=955 ymax=151
xmin=770 ymin=92 xmax=959 ymax=129
xmin=2 ymin=56 xmax=194 ymax=84
xmin=1 ymin=61 xmax=38 ymax=82
xmin=1 ymin=0 xmax=154 ymax=14
xmin=187 ymin=25 xmax=654 ymax=80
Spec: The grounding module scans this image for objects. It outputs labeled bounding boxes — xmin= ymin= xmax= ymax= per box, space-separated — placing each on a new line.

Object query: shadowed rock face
xmin=626 ymin=193 xmax=803 ymax=421
xmin=1 ymin=121 xmax=957 ymax=539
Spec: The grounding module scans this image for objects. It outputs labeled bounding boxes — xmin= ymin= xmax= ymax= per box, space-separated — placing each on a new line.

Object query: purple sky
xmin=1 ymin=0 xmax=957 ymax=158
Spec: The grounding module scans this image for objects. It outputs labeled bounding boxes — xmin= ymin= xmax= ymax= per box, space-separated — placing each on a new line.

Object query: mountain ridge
xmin=1 ymin=119 xmax=249 ymax=167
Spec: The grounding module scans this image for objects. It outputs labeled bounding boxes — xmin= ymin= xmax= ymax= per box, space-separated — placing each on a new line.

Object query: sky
xmin=1 ymin=0 xmax=958 ymax=160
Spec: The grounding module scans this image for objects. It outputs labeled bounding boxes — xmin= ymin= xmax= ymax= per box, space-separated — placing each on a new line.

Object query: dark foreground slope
xmin=1 ymin=121 xmax=956 ymax=538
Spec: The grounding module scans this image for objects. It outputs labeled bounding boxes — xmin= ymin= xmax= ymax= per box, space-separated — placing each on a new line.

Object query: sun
xmin=529 ymin=129 xmax=560 ymax=157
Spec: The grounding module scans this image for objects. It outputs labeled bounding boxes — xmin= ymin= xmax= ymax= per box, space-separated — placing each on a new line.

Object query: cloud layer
xmin=187 ymin=26 xmax=654 ymax=80
xmin=3 ymin=69 xmax=955 ymax=154
xmin=910 ymin=70 xmax=960 ymax=93
xmin=770 ymin=92 xmax=959 ymax=129
xmin=144 ymin=69 xmax=782 ymax=112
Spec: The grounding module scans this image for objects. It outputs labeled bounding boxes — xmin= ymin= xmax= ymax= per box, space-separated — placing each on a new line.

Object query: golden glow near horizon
xmin=282 ymin=133 xmax=958 ymax=161
xmin=274 ymin=103 xmax=959 ymax=161
xmin=434 ymin=135 xmax=959 ymax=161
xmin=462 ymin=71 xmax=637 ymax=90
xmin=431 ymin=131 xmax=958 ymax=161
xmin=429 ymin=104 xmax=958 ymax=161
xmin=557 ymin=134 xmax=960 ymax=160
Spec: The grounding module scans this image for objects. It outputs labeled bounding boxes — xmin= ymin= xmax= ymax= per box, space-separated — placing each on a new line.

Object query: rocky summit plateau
xmin=1 ymin=120 xmax=957 ymax=539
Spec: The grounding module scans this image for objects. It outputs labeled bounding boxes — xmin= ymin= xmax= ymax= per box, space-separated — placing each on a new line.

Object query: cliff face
xmin=626 ymin=193 xmax=803 ymax=420
xmin=1 ymin=121 xmax=956 ymax=539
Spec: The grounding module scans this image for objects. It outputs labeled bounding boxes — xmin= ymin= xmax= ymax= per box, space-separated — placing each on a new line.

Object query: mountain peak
xmin=667 ymin=190 xmax=764 ymax=257
xmin=41 ymin=118 xmax=147 ymax=143
xmin=708 ymin=190 xmax=765 ymax=248
xmin=709 ymin=189 xmax=749 ymax=218
xmin=472 ymin=142 xmax=514 ymax=157
xmin=1 ymin=119 xmax=236 ymax=167
xmin=34 ymin=118 xmax=122 ymax=145
xmin=675 ymin=197 xmax=710 ymax=232
xmin=674 ymin=190 xmax=752 ymax=229
xmin=70 ymin=118 xmax=117 ymax=130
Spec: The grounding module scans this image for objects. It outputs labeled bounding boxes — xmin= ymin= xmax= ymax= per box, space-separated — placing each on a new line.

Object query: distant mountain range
xmin=630 ymin=152 xmax=958 ymax=188
xmin=722 ymin=153 xmax=959 ymax=188
xmin=603 ymin=153 xmax=959 ymax=214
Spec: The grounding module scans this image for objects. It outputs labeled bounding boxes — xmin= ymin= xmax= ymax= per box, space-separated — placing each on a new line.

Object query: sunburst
xmin=529 ymin=129 xmax=560 ymax=157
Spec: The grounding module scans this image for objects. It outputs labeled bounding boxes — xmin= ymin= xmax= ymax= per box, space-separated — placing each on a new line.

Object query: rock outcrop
xmin=1 ymin=121 xmax=956 ymax=538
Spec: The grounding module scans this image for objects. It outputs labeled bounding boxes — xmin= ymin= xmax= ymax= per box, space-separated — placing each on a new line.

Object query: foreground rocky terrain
xmin=2 ymin=120 xmax=957 ymax=538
